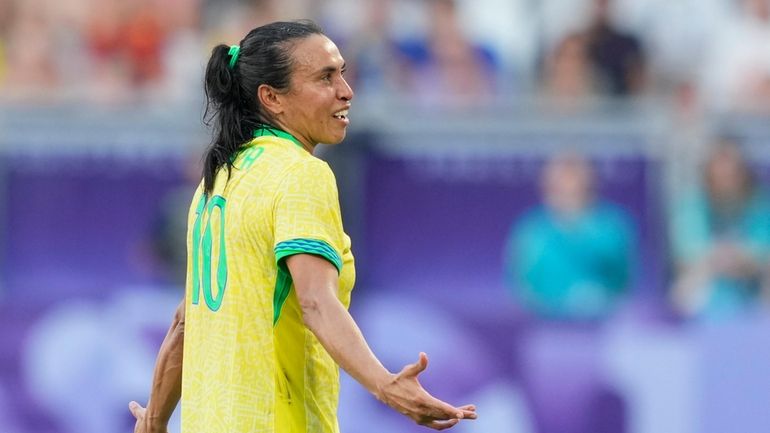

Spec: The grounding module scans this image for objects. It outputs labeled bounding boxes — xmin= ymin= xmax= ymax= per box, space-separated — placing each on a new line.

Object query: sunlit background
xmin=2 ymin=0 xmax=770 ymax=432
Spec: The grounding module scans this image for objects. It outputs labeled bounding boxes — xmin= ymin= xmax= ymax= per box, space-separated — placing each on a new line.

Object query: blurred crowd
xmin=497 ymin=137 xmax=770 ymax=432
xmin=504 ymin=141 xmax=770 ymax=323
xmin=1 ymin=0 xmax=769 ymax=113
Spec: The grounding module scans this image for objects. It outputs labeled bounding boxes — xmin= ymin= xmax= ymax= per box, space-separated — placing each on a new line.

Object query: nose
xmin=338 ymin=76 xmax=354 ymax=102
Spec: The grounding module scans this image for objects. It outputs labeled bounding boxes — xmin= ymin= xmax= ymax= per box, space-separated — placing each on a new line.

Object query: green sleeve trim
xmin=274 ymin=239 xmax=343 ymax=273
xmin=272 ymin=239 xmax=343 ymax=326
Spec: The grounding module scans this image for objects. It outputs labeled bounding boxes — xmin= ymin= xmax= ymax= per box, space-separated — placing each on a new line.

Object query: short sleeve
xmin=273 ymin=159 xmax=344 ymax=273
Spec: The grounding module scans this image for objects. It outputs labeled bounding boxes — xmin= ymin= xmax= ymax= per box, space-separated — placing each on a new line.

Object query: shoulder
xmin=751 ymin=187 xmax=770 ymax=204
xmin=512 ymin=206 xmax=550 ymax=233
xmin=273 ymin=155 xmax=338 ymax=199
xmin=746 ymin=187 xmax=770 ymax=215
xmin=245 ymin=135 xmax=334 ymax=183
xmin=282 ymin=155 xmax=335 ymax=182
xmin=519 ymin=206 xmax=548 ymax=222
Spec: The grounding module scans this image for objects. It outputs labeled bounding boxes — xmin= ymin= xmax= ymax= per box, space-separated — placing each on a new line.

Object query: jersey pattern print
xmin=181 ymin=128 xmax=356 ymax=433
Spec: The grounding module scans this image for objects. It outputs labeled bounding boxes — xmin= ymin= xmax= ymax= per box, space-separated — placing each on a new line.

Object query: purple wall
xmin=3 ymin=155 xmax=189 ymax=304
xmin=360 ymin=151 xmax=662 ymax=301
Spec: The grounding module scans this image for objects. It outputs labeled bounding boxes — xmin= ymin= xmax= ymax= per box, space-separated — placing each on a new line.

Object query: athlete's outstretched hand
xmin=129 ymin=401 xmax=169 ymax=433
xmin=376 ymin=353 xmax=477 ymax=430
xmin=289 ymin=255 xmax=476 ymax=430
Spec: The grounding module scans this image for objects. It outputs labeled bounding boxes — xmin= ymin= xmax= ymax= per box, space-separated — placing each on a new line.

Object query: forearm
xmin=287 ymin=255 xmax=473 ymax=429
xmin=145 ymin=302 xmax=185 ymax=425
xmin=301 ymin=294 xmax=391 ymax=399
xmin=671 ymin=262 xmax=711 ymax=315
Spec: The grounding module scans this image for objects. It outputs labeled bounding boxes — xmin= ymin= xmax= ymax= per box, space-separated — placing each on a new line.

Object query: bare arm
xmin=129 ymin=300 xmax=186 ymax=433
xmin=286 ymin=254 xmax=476 ymax=430
xmin=672 ymin=242 xmax=767 ymax=317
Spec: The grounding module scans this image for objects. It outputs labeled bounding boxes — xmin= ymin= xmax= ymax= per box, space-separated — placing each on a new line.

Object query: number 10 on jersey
xmin=191 ymin=194 xmax=228 ymax=311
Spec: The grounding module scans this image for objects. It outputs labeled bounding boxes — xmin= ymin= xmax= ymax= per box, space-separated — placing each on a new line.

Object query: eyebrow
xmin=318 ymin=63 xmax=347 ymax=75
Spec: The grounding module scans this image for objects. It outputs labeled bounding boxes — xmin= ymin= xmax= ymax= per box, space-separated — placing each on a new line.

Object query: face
xmin=706 ymin=146 xmax=750 ymax=201
xmin=274 ymin=34 xmax=353 ymax=150
xmin=542 ymin=155 xmax=594 ymax=215
xmin=745 ymin=0 xmax=770 ymax=21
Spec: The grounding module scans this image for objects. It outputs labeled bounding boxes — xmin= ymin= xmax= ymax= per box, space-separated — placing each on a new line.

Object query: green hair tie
xmin=227 ymin=45 xmax=241 ymax=69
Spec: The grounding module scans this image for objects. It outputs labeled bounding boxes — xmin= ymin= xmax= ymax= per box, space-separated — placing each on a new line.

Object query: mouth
xmin=332 ymin=109 xmax=349 ymax=124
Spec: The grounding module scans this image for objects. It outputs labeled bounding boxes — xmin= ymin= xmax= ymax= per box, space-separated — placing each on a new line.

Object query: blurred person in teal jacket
xmin=505 ymin=153 xmax=636 ymax=321
xmin=670 ymin=139 xmax=770 ymax=319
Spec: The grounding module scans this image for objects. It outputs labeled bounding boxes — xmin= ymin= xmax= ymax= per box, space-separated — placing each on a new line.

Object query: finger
xmin=457 ymin=404 xmax=477 ymax=419
xmin=425 ymin=418 xmax=460 ymax=431
xmin=423 ymin=397 xmax=467 ymax=420
xmin=460 ymin=409 xmax=477 ymax=420
xmin=128 ymin=401 xmax=146 ymax=419
xmin=401 ymin=352 xmax=429 ymax=378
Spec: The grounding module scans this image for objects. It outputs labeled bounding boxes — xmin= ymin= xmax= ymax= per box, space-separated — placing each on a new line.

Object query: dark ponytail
xmin=201 ymin=20 xmax=324 ymax=195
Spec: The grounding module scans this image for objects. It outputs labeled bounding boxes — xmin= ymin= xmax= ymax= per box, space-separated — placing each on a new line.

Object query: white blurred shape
xmin=22 ymin=287 xmax=181 ymax=433
xmin=602 ymin=323 xmax=699 ymax=433
xmin=338 ymin=370 xmax=405 ymax=433
xmin=338 ymin=290 xmax=507 ymax=432
xmin=355 ymin=291 xmax=497 ymax=394
xmin=453 ymin=381 xmax=534 ymax=433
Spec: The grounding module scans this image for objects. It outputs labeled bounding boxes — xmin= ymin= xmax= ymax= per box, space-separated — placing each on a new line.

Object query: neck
xmin=271 ymin=121 xmax=316 ymax=154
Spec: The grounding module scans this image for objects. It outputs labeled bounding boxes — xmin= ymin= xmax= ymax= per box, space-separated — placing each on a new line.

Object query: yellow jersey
xmin=180 ymin=127 xmax=356 ymax=433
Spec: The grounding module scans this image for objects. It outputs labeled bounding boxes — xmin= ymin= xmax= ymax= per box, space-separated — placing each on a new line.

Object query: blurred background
xmin=2 ymin=0 xmax=770 ymax=432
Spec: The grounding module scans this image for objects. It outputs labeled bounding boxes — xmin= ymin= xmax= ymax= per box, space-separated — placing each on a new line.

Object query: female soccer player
xmin=128 ymin=20 xmax=476 ymax=433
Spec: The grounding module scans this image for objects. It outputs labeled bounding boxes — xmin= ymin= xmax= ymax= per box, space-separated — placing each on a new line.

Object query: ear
xmin=257 ymin=84 xmax=283 ymax=117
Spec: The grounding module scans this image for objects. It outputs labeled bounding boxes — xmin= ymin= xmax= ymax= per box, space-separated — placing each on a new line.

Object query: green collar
xmin=253 ymin=126 xmax=303 ymax=148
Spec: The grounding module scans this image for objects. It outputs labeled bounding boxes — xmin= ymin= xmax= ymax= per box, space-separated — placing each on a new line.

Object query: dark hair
xmin=201 ymin=20 xmax=324 ymax=195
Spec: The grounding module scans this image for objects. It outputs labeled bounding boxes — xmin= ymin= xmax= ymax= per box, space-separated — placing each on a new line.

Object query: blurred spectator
xmin=335 ymin=0 xmax=414 ymax=98
xmin=504 ymin=152 xmax=637 ymax=321
xmin=541 ymin=32 xmax=596 ymax=104
xmin=123 ymin=0 xmax=166 ymax=85
xmin=84 ymin=0 xmax=129 ymax=101
xmin=505 ymin=153 xmax=635 ymax=433
xmin=608 ymin=0 xmax=727 ymax=96
xmin=0 ymin=0 xmax=11 ymax=85
xmin=583 ymin=0 xmax=646 ymax=96
xmin=158 ymin=0 xmax=205 ymax=102
xmin=543 ymin=0 xmax=646 ymax=99
xmin=2 ymin=0 xmax=58 ymax=99
xmin=698 ymin=0 xmax=770 ymax=114
xmin=396 ymin=0 xmax=499 ymax=103
xmin=84 ymin=0 xmax=168 ymax=102
xmin=670 ymin=139 xmax=770 ymax=319
xmin=202 ymin=0 xmax=281 ymax=44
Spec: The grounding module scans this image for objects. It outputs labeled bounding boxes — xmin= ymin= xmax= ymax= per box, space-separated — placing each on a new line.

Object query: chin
xmin=324 ymin=132 xmax=347 ymax=145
